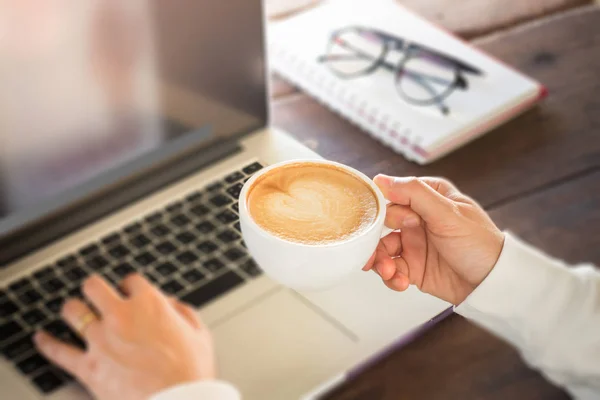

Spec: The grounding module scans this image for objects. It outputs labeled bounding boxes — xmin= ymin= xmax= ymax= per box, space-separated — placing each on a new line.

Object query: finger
xmin=362 ymin=251 xmax=377 ymax=271
xmin=82 ymin=275 xmax=123 ymax=316
xmin=380 ymin=232 xmax=403 ymax=257
xmin=168 ymin=297 xmax=202 ymax=329
xmin=385 ymin=204 xmax=421 ymax=230
xmin=120 ymin=273 xmax=155 ymax=297
xmin=374 ymin=175 xmax=455 ymax=223
xmin=61 ymin=299 xmax=101 ymax=340
xmin=393 ymin=256 xmax=410 ymax=279
xmin=374 ymin=243 xmax=396 ymax=281
xmin=34 ymin=331 xmax=86 ymax=379
xmin=383 ymin=271 xmax=410 ymax=292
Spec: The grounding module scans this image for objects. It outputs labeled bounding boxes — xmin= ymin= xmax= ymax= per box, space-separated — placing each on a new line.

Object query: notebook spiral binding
xmin=271 ymin=43 xmax=419 ymax=162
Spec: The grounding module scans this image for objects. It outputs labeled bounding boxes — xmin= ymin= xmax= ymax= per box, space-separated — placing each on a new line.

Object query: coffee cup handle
xmin=380 ymin=226 xmax=395 ymax=238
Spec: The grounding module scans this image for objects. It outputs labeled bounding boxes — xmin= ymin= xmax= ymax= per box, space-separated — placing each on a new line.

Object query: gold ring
xmin=75 ymin=312 xmax=97 ymax=336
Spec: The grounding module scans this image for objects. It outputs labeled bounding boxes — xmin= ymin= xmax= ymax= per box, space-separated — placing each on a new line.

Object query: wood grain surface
xmin=270 ymin=6 xmax=600 ymax=400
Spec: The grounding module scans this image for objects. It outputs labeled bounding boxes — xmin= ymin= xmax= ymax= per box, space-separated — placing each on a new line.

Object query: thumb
xmin=374 ymin=175 xmax=455 ymax=223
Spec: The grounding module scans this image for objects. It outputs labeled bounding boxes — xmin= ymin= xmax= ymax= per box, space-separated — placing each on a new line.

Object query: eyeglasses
xmin=317 ymin=26 xmax=484 ymax=115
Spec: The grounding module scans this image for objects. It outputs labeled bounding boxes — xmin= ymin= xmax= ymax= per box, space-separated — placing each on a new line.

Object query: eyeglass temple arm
xmin=360 ymin=27 xmax=483 ymax=76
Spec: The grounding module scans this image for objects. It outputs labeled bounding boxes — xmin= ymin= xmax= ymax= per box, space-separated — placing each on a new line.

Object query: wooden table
xmin=271 ymin=5 xmax=600 ymax=399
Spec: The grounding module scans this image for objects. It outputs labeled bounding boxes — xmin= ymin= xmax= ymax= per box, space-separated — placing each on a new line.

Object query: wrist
xmin=471 ymin=230 xmax=505 ymax=290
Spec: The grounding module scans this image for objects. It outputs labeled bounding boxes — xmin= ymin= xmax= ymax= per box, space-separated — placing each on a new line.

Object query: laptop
xmin=0 ymin=1 xmax=450 ymax=399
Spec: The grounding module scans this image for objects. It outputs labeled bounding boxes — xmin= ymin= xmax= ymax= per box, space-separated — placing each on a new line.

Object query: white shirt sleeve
xmin=455 ymin=233 xmax=600 ymax=400
xmin=150 ymin=380 xmax=241 ymax=400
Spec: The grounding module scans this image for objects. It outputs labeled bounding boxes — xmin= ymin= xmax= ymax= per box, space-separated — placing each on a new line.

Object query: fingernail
xmin=403 ymin=216 xmax=420 ymax=228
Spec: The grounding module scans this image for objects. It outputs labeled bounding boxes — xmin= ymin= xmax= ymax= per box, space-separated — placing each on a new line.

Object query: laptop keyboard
xmin=0 ymin=161 xmax=265 ymax=395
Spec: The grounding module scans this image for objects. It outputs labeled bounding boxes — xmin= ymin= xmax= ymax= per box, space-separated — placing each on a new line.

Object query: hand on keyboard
xmin=33 ymin=274 xmax=215 ymax=400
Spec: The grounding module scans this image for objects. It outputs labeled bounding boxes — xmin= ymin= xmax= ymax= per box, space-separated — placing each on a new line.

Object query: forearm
xmin=455 ymin=233 xmax=600 ymax=399
xmin=151 ymin=380 xmax=241 ymax=400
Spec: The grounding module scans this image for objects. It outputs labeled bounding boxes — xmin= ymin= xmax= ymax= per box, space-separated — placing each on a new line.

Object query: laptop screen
xmin=0 ymin=0 xmax=267 ymax=238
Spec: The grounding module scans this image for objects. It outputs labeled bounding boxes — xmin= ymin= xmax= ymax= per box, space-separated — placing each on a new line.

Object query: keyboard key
xmin=166 ymin=201 xmax=184 ymax=213
xmin=40 ymin=278 xmax=66 ymax=294
xmin=61 ymin=329 xmax=85 ymax=350
xmin=170 ymin=214 xmax=191 ymax=227
xmin=19 ymin=289 xmax=42 ymax=306
xmin=22 ymin=309 xmax=47 ymax=326
xmin=224 ymin=247 xmax=246 ymax=262
xmin=0 ymin=320 xmax=23 ymax=342
xmin=101 ymin=233 xmax=121 ymax=246
xmin=17 ymin=353 xmax=49 ymax=375
xmin=45 ymin=298 xmax=64 ymax=315
xmin=145 ymin=212 xmax=163 ymax=224
xmin=195 ymin=221 xmax=216 ymax=234
xmin=203 ymin=258 xmax=226 ymax=273
xmin=242 ymin=162 xmax=263 ymax=175
xmin=43 ymin=320 xmax=69 ymax=338
xmin=144 ymin=271 xmax=161 ymax=284
xmin=2 ymin=334 xmax=34 ymax=360
xmin=150 ymin=224 xmax=171 ymax=238
xmin=190 ymin=204 xmax=210 ymax=217
xmin=56 ymin=255 xmax=77 ymax=268
xmin=176 ymin=251 xmax=198 ymax=265
xmin=226 ymin=183 xmax=244 ymax=199
xmin=124 ymin=222 xmax=142 ymax=234
xmin=86 ymin=255 xmax=109 ymax=271
xmin=63 ymin=266 xmax=87 ymax=283
xmin=9 ymin=278 xmax=31 ymax=292
xmin=108 ymin=244 xmax=130 ymax=259
xmin=181 ymin=271 xmax=244 ymax=308
xmin=182 ymin=269 xmax=205 ymax=284
xmin=224 ymin=171 xmax=244 ymax=184
xmin=217 ymin=229 xmax=240 ymax=244
xmin=80 ymin=244 xmax=99 ymax=257
xmin=197 ymin=241 xmax=218 ymax=255
xmin=186 ymin=191 xmax=203 ymax=203
xmin=160 ymin=280 xmax=185 ymax=295
xmin=233 ymin=222 xmax=241 ymax=233
xmin=130 ymin=233 xmax=151 ymax=249
xmin=67 ymin=287 xmax=83 ymax=299
xmin=32 ymin=368 xmax=66 ymax=394
xmin=239 ymin=240 xmax=247 ymax=248
xmin=207 ymin=182 xmax=223 ymax=192
xmin=231 ymin=203 xmax=239 ymax=213
xmin=175 ymin=231 xmax=196 ymax=244
xmin=240 ymin=259 xmax=262 ymax=277
xmin=155 ymin=262 xmax=177 ymax=277
xmin=33 ymin=266 xmax=55 ymax=281
xmin=103 ymin=273 xmax=120 ymax=287
xmin=0 ymin=290 xmax=6 ymax=301
xmin=216 ymin=210 xmax=238 ymax=224
xmin=155 ymin=241 xmax=177 ymax=255
xmin=209 ymin=194 xmax=232 ymax=208
xmin=134 ymin=252 xmax=157 ymax=267
xmin=113 ymin=263 xmax=135 ymax=278
xmin=0 ymin=299 xmax=19 ymax=318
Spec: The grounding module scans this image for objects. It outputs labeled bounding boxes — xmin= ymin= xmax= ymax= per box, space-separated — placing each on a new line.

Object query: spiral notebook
xmin=267 ymin=0 xmax=547 ymax=164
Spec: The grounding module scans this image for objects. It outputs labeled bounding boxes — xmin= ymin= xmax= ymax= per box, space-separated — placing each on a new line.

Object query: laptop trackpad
xmin=213 ymin=289 xmax=357 ymax=400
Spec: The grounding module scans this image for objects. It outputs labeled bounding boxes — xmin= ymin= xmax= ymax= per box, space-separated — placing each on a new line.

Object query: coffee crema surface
xmin=247 ymin=163 xmax=378 ymax=245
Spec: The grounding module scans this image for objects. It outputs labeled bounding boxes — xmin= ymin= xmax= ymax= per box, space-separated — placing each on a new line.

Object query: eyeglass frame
xmin=317 ymin=26 xmax=484 ymax=115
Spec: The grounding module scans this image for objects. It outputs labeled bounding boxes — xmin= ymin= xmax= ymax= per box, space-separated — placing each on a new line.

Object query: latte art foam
xmin=247 ymin=163 xmax=378 ymax=245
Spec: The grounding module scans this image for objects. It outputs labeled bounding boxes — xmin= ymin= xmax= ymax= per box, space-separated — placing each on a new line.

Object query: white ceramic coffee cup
xmin=239 ymin=159 xmax=393 ymax=291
